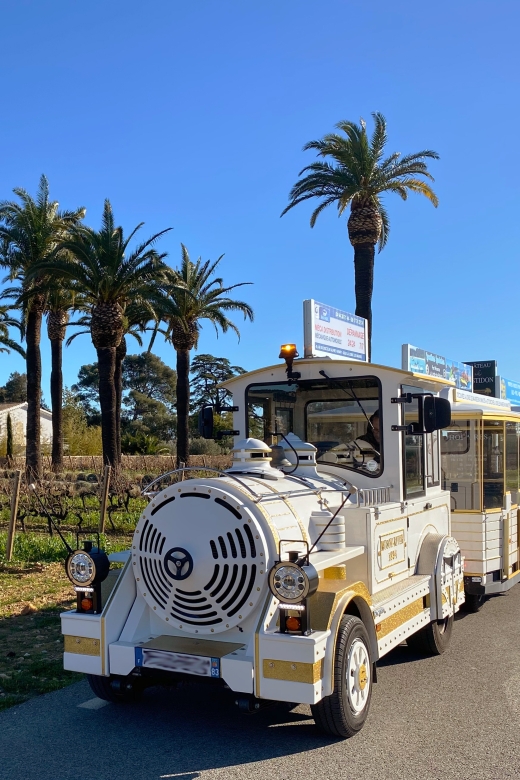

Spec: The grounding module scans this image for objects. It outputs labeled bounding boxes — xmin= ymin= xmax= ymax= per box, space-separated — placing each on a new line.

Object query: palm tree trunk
xmin=176 ymin=347 xmax=190 ymax=467
xmin=114 ymin=337 xmax=127 ymax=465
xmin=353 ymin=244 xmax=375 ymax=362
xmin=50 ymin=336 xmax=64 ymax=472
xmin=25 ymin=307 xmax=43 ymax=480
xmin=97 ymin=346 xmax=118 ymax=468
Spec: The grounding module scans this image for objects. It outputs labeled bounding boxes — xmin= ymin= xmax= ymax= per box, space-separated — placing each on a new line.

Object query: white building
xmin=0 ymin=402 xmax=53 ymax=454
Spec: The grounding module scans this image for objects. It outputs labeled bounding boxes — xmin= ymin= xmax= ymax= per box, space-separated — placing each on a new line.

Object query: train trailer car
xmin=61 ymin=350 xmax=464 ymax=738
xmin=440 ymin=387 xmax=520 ymax=611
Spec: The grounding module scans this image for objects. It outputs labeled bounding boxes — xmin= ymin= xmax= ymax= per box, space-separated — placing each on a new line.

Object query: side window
xmin=483 ymin=420 xmax=504 ymax=510
xmin=401 ymin=385 xmax=425 ymax=498
xmin=426 ymin=429 xmax=440 ymax=487
xmin=441 ymin=420 xmax=480 ymax=511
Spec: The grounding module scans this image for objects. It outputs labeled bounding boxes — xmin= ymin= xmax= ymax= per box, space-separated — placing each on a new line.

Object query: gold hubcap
xmin=358 ymin=663 xmax=368 ymax=690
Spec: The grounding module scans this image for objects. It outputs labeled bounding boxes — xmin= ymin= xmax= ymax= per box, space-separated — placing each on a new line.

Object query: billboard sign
xmin=465 ymin=360 xmax=497 ymax=396
xmin=303 ymin=300 xmax=366 ymax=361
xmin=455 ymin=388 xmax=510 ymax=409
xmin=497 ymin=377 xmax=520 ymax=404
xmin=402 ymin=345 xmax=473 ymax=390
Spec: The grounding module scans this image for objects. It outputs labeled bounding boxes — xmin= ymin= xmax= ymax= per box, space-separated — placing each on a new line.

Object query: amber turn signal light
xmin=285 ymin=616 xmax=301 ymax=631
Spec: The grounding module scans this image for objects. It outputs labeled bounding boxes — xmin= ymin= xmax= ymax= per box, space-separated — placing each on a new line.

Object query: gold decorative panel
xmin=64 ymin=635 xmax=101 ymax=656
xmin=263 ymin=658 xmax=323 ymax=684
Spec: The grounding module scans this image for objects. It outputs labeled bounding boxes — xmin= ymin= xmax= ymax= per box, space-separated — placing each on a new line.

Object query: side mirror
xmin=198 ymin=406 xmax=214 ymax=439
xmin=423 ymin=396 xmax=451 ymax=432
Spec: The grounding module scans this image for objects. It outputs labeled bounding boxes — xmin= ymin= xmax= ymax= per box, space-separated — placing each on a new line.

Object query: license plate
xmin=134 ymin=647 xmax=220 ymax=678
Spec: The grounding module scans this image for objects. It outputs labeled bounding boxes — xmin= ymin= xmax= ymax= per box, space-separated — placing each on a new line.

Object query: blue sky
xmin=1 ymin=0 xmax=519 ymax=397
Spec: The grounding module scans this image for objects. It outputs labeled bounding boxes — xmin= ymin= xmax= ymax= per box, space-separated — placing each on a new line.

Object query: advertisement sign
xmin=455 ymin=388 xmax=510 ymax=410
xmin=303 ymin=300 xmax=366 ymax=361
xmin=497 ymin=377 xmax=520 ymax=404
xmin=402 ymin=345 xmax=473 ymax=390
xmin=465 ymin=360 xmax=497 ymax=396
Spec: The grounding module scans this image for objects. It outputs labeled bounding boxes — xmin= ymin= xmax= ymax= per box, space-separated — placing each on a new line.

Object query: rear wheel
xmin=87 ymin=673 xmax=142 ymax=703
xmin=407 ymin=615 xmax=453 ymax=656
xmin=311 ymin=615 xmax=372 ymax=738
xmin=461 ymin=593 xmax=484 ymax=613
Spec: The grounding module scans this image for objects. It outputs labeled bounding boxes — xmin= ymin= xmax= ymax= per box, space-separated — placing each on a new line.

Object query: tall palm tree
xmin=32 ymin=199 xmax=172 ymax=468
xmin=159 ymin=244 xmax=254 ymax=467
xmin=0 ymin=175 xmax=85 ymax=479
xmin=281 ymin=113 xmax=439 ymax=360
xmin=0 ymin=305 xmax=25 ymax=358
xmin=45 ymin=286 xmax=79 ymax=471
xmin=66 ymin=300 xmax=152 ymax=462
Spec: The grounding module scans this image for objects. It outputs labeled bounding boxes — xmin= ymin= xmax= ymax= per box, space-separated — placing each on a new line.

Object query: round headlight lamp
xmin=67 ymin=551 xmax=95 ymax=585
xmin=65 ymin=543 xmax=110 ymax=587
xmin=268 ymin=560 xmax=319 ymax=603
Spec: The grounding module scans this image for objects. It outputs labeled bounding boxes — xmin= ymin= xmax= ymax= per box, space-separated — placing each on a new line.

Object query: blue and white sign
xmin=402 ymin=344 xmax=473 ymax=390
xmin=497 ymin=377 xmax=520 ymax=404
xmin=303 ymin=299 xmax=367 ymax=361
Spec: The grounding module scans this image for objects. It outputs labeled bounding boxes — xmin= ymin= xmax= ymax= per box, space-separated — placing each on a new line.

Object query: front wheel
xmin=311 ymin=615 xmax=372 ymax=738
xmin=406 ymin=615 xmax=453 ymax=656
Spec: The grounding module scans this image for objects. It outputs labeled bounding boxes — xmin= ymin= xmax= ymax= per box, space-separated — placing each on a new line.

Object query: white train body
xmin=440 ymin=387 xmax=520 ymax=608
xmin=61 ymin=358 xmax=464 ymax=735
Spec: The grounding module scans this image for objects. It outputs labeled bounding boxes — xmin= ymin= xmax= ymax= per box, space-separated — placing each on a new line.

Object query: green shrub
xmin=0 ymin=532 xmax=129 ymax=563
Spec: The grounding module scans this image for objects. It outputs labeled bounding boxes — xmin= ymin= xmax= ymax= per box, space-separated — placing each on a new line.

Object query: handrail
xmin=141 ymin=466 xmax=262 ymax=500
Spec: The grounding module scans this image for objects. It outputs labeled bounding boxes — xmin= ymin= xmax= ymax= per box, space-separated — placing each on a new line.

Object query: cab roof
xmin=221 ymin=357 xmax=454 ymax=392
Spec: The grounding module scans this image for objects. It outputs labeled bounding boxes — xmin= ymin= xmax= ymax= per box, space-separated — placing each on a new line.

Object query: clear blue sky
xmin=1 ymin=0 xmax=519 ymax=396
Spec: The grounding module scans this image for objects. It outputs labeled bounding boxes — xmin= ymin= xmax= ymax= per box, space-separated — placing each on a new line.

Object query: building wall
xmin=0 ymin=405 xmax=53 ymax=454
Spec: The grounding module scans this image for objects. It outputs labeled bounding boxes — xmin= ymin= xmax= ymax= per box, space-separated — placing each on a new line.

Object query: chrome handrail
xmin=141 ymin=466 xmax=262 ymax=500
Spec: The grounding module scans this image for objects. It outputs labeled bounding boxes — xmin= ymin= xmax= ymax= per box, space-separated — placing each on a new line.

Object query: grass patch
xmin=0 ymin=538 xmax=131 ymax=711
xmin=0 ymin=563 xmax=83 ymax=710
xmin=0 ymin=531 xmax=130 ymax=563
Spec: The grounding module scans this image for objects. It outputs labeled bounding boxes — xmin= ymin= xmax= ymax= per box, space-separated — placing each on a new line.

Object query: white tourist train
xmin=61 ymin=346 xmax=472 ymax=738
xmin=440 ymin=387 xmax=520 ymax=611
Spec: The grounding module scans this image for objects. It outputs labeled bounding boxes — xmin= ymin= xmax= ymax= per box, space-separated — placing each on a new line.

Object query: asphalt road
xmin=2 ymin=587 xmax=520 ymax=780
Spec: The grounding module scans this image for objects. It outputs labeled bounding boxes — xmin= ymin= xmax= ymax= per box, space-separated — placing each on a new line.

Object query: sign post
xmin=303 ymin=300 xmax=366 ymax=361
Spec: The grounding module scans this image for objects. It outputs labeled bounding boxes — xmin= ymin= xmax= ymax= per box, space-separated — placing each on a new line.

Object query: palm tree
xmin=281 ymin=113 xmax=439 ymax=360
xmin=45 ymin=286 xmax=79 ymax=471
xmin=32 ymin=199 xmax=172 ymax=468
xmin=0 ymin=305 xmax=25 ymax=358
xmin=0 ymin=175 xmax=85 ymax=479
xmin=66 ymin=300 xmax=153 ymax=463
xmin=159 ymin=244 xmax=254 ymax=467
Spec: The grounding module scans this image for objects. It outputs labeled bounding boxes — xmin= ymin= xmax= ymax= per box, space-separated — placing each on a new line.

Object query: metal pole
xmin=99 ymin=465 xmax=111 ymax=534
xmin=6 ymin=470 xmax=22 ymax=562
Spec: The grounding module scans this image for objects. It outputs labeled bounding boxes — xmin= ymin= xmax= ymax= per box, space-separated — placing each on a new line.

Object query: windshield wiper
xmin=318 ymin=370 xmax=374 ymax=432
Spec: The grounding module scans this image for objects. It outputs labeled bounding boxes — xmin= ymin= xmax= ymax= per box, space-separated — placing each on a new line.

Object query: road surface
xmin=2 ymin=586 xmax=520 ymax=780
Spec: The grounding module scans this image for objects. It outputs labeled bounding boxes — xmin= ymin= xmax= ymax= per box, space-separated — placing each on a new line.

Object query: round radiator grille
xmin=133 ymin=484 xmax=269 ymax=634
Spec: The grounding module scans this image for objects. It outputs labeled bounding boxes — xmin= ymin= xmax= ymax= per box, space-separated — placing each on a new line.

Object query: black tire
xmin=87 ymin=673 xmax=142 ymax=703
xmin=461 ymin=593 xmax=484 ymax=613
xmin=406 ymin=615 xmax=453 ymax=656
xmin=311 ymin=615 xmax=372 ymax=739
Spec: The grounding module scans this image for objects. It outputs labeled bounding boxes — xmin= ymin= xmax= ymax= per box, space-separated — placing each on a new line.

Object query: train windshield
xmin=246 ymin=376 xmax=383 ymax=477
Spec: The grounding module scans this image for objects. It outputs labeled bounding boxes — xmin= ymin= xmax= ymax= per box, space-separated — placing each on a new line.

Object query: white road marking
xmin=78 ymin=697 xmax=110 ymax=710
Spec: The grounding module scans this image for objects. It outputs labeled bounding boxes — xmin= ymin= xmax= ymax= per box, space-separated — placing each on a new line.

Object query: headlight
xmin=67 ymin=551 xmax=96 ymax=585
xmin=65 ymin=543 xmax=110 ymax=587
xmin=268 ymin=560 xmax=319 ymax=603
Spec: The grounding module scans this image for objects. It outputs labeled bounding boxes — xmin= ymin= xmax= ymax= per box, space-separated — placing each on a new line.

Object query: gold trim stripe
xmin=263 ymin=658 xmax=323 ymax=684
xmin=376 ymin=597 xmax=425 ymax=639
xmin=64 ymin=635 xmax=101 ymax=656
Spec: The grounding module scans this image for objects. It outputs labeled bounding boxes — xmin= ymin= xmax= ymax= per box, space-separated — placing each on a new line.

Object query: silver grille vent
xmin=133 ymin=486 xmax=268 ymax=634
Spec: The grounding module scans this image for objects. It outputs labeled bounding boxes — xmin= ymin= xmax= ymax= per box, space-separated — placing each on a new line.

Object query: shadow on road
xmin=0 ymin=681 xmax=346 ymax=780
